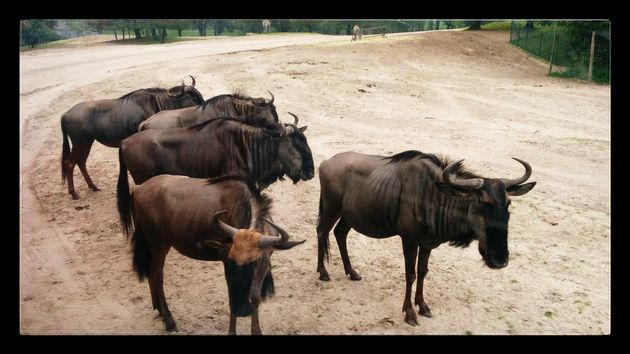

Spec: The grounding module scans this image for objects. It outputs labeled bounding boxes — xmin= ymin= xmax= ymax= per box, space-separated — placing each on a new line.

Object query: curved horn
xmin=257 ymin=217 xmax=289 ymax=247
xmin=189 ymin=75 xmax=196 ymax=87
xmin=266 ymin=90 xmax=275 ymax=105
xmin=180 ymin=80 xmax=185 ymax=95
xmin=442 ymin=159 xmax=484 ymax=190
xmin=500 ymin=157 xmax=532 ymax=188
xmin=287 ymin=112 xmax=299 ymax=126
xmin=213 ymin=210 xmax=238 ymax=239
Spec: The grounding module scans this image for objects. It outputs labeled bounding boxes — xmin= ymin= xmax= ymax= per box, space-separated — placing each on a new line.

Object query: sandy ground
xmin=19 ymin=30 xmax=610 ymax=335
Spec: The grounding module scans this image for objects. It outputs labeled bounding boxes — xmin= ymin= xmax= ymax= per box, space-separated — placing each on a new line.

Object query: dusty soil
xmin=19 ymin=30 xmax=610 ymax=335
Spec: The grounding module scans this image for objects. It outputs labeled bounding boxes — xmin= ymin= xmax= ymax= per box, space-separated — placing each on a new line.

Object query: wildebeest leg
xmin=248 ymin=258 xmax=269 ymax=335
xmin=151 ymin=250 xmax=177 ymax=332
xmin=415 ymin=246 xmax=433 ymax=318
xmin=75 ymin=141 xmax=100 ymax=192
xmin=147 ymin=276 xmax=160 ymax=315
xmin=334 ymin=218 xmax=361 ymax=280
xmin=316 ymin=197 xmax=341 ymax=281
xmin=401 ymin=237 xmax=419 ymax=326
xmin=223 ymin=261 xmax=238 ymax=335
xmin=228 ymin=313 xmax=237 ymax=335
xmin=63 ymin=145 xmax=82 ymax=199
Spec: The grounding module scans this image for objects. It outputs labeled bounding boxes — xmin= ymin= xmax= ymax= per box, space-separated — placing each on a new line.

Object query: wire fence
xmin=510 ymin=21 xmax=610 ymax=83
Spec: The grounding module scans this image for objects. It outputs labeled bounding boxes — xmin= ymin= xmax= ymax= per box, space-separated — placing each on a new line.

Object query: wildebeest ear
xmin=435 ymin=182 xmax=472 ymax=197
xmin=506 ymin=181 xmax=536 ymax=196
xmin=299 ymin=125 xmax=308 ymax=132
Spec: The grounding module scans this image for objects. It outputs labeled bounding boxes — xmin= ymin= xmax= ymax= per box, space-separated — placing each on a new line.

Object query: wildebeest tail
xmin=61 ymin=115 xmax=70 ymax=183
xmin=318 ymin=195 xmax=330 ymax=262
xmin=131 ymin=217 xmax=151 ymax=282
xmin=117 ymin=146 xmax=133 ymax=238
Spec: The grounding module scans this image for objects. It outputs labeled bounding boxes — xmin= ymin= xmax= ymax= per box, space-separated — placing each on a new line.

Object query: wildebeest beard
xmin=225 ymin=260 xmax=275 ymax=317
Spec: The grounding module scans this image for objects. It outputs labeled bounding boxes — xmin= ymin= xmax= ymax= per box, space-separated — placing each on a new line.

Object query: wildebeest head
xmin=435 ymin=158 xmax=536 ymax=269
xmin=210 ymin=211 xmax=305 ymax=265
xmin=208 ymin=211 xmax=305 ymax=317
xmin=273 ymin=112 xmax=315 ymax=183
xmin=167 ymin=75 xmax=205 ymax=107
xmin=242 ymin=90 xmax=279 ymax=128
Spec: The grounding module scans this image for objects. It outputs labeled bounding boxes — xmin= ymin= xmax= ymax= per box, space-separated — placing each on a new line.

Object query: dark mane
xmin=200 ymin=94 xmax=232 ymax=110
xmin=187 ymin=116 xmax=249 ymax=131
xmin=385 ymin=150 xmax=441 ymax=166
xmin=118 ymin=87 xmax=168 ymax=102
xmin=207 ymin=174 xmax=273 ymax=223
xmin=200 ymin=91 xmax=268 ymax=111
xmin=386 ymin=150 xmax=482 ymax=179
xmin=436 ymin=156 xmax=483 ymax=179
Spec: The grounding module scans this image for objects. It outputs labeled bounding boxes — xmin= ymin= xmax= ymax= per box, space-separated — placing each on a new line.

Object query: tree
xmin=465 ymin=21 xmax=482 ymax=30
xmin=20 ymin=20 xmax=61 ymax=48
xmin=192 ymin=19 xmax=209 ymax=36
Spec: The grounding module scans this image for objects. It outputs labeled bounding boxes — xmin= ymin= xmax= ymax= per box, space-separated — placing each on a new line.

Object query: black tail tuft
xmin=131 ymin=222 xmax=151 ymax=282
xmin=61 ymin=116 xmax=70 ymax=184
xmin=117 ymin=146 xmax=133 ymax=238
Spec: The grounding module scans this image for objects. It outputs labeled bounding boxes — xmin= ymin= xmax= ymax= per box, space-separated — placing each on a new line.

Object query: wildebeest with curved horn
xmin=117 ymin=115 xmax=314 ymax=237
xmin=130 ymin=174 xmax=305 ymax=333
xmin=138 ymin=91 xmax=279 ymax=131
xmin=60 ymin=76 xmax=204 ymax=199
xmin=316 ymin=150 xmax=536 ymax=325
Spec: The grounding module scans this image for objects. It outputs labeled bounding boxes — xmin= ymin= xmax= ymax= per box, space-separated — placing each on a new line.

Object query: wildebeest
xmin=352 ymin=25 xmax=362 ymax=41
xmin=138 ymin=91 xmax=279 ymax=131
xmin=117 ymin=116 xmax=314 ymax=237
xmin=316 ymin=150 xmax=536 ymax=325
xmin=130 ymin=174 xmax=305 ymax=333
xmin=60 ymin=76 xmax=204 ymax=199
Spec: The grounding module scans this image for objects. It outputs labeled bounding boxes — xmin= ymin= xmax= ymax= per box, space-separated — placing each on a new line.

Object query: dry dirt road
xmin=19 ymin=31 xmax=610 ymax=335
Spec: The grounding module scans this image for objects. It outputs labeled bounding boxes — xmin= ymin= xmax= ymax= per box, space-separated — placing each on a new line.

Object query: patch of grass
xmin=481 ymin=21 xmax=514 ymax=30
xmin=550 ymin=67 xmax=609 ymax=84
xmin=544 ymin=311 xmax=553 ymax=318
xmin=511 ymin=279 xmax=518 ymax=284
xmin=20 ymin=39 xmax=68 ymax=52
xmin=109 ymin=36 xmax=200 ymax=45
xmin=464 ymin=330 xmax=474 ymax=335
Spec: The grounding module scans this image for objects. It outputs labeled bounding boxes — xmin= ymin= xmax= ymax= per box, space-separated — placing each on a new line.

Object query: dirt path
xmin=20 ymin=30 xmax=610 ymax=335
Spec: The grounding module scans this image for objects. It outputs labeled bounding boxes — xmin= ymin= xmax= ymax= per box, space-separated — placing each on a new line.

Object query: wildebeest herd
xmin=59 ymin=76 xmax=536 ymax=334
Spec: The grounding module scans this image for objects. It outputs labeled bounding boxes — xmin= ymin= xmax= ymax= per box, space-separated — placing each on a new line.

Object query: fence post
xmin=549 ymin=32 xmax=558 ymax=75
xmin=524 ymin=25 xmax=529 ymax=50
xmin=588 ymin=31 xmax=596 ymax=83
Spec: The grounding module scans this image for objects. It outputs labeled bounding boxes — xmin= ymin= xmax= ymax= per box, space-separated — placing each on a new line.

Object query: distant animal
xmin=262 ymin=19 xmax=271 ymax=33
xmin=352 ymin=25 xmax=362 ymax=41
xmin=138 ymin=91 xmax=279 ymax=131
xmin=117 ymin=115 xmax=314 ymax=237
xmin=129 ymin=174 xmax=305 ymax=333
xmin=316 ymin=150 xmax=536 ymax=325
xmin=60 ymin=76 xmax=204 ymax=199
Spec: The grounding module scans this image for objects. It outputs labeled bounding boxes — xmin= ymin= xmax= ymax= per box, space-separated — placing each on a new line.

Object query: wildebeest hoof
xmin=71 ymin=193 xmax=80 ymax=200
xmin=91 ymin=186 xmax=101 ymax=192
xmin=347 ymin=271 xmax=362 ymax=281
xmin=164 ymin=318 xmax=178 ymax=332
xmin=419 ymin=307 xmax=433 ymax=318
xmin=319 ymin=273 xmax=331 ymax=281
xmin=404 ymin=312 xmax=419 ymax=326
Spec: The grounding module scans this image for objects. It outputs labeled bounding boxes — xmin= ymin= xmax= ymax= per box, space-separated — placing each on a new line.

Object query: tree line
xmin=21 ymin=19 xmax=471 ymax=47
